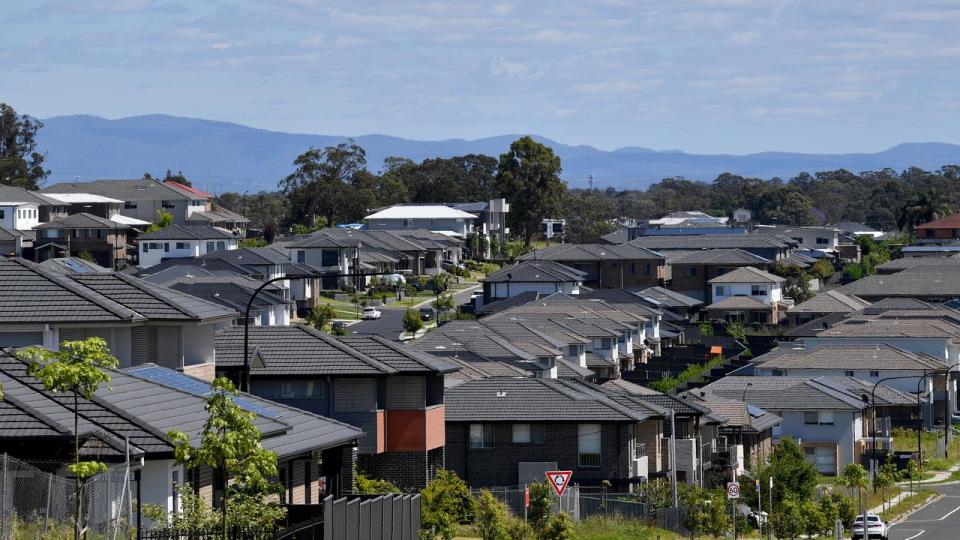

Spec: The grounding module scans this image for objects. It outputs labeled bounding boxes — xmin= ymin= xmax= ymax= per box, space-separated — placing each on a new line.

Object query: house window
xmin=715 ymin=285 xmax=726 ymax=296
xmin=772 ymin=369 xmax=786 ymax=377
xmin=176 ymin=242 xmax=190 ymax=250
xmin=161 ymin=200 xmax=175 ymax=209
xmin=84 ymin=228 xmax=92 ymax=239
xmin=470 ymin=424 xmax=495 ymax=449
xmin=644 ymin=262 xmax=651 ymax=274
xmin=751 ymin=285 xmax=764 ymax=296
xmin=869 ymin=370 xmax=880 ymax=377
xmin=816 ymin=237 xmax=829 ymax=245
xmin=512 ymin=424 xmax=545 ymax=444
xmin=206 ymin=241 xmax=215 ymax=252
xmin=321 ymin=249 xmax=339 ymax=267
xmin=630 ymin=263 xmax=636 ymax=274
xmin=142 ymin=243 xmax=149 ymax=253
xmin=0 ymin=210 xmax=4 ymax=219
xmin=297 ymin=250 xmax=306 ymax=263
xmin=402 ymin=219 xmax=411 ymax=227
xmin=819 ymin=411 xmax=834 ymax=425
xmin=688 ymin=267 xmax=697 ymax=277
xmin=333 ymin=378 xmax=376 ymax=412
xmin=163 ymin=242 xmax=170 ymax=253
xmin=216 ymin=241 xmax=225 ymax=250
xmin=124 ymin=201 xmax=137 ymax=209
xmin=804 ymin=412 xmax=819 ymax=425
xmin=252 ymin=380 xmax=325 ymax=399
xmin=845 ymin=370 xmax=855 ymax=376
xmin=578 ymin=424 xmax=602 ymax=467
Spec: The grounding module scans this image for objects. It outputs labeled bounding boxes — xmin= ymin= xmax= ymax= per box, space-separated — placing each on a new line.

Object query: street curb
xmin=887 ymin=494 xmax=942 ymax=526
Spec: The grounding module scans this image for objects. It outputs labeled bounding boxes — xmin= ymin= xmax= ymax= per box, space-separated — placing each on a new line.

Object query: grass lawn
xmin=454 ymin=517 xmax=682 ymax=540
xmin=313 ymin=298 xmax=362 ymax=320
xmin=880 ymin=489 xmax=937 ymax=522
xmin=892 ymin=429 xmax=960 ymax=471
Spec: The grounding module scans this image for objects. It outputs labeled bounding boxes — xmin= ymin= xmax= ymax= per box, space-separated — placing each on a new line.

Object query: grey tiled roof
xmin=633 ymin=286 xmax=704 ymax=308
xmin=670 ymin=249 xmax=771 ymax=266
xmin=519 ymin=243 xmax=665 ymax=262
xmin=706 ymin=296 xmax=773 ymax=310
xmin=628 ymin=234 xmax=794 ymax=251
xmin=68 ymin=273 xmax=237 ymax=321
xmin=41 ymin=179 xmax=206 ymax=201
xmin=200 ymin=247 xmax=290 ymax=267
xmin=709 ymin=266 xmax=784 ymax=284
xmin=139 ymin=224 xmax=238 ymax=241
xmin=36 ymin=213 xmax=127 ymax=230
xmin=482 ymin=260 xmax=586 ymax=284
xmin=875 ymin=257 xmax=960 ymax=272
xmin=680 ymin=390 xmax=781 ymax=432
xmin=36 ymin=257 xmax=111 ymax=274
xmin=837 ymin=264 xmax=960 ymax=298
xmin=167 ymin=278 xmax=289 ymax=312
xmin=753 ymin=344 xmax=948 ymax=371
xmin=445 ymin=377 xmax=659 ymax=423
xmin=634 ymin=394 xmax=712 ymax=417
xmin=790 ymin=290 xmax=871 ymax=313
xmin=0 ymin=185 xmax=58 ymax=206
xmin=216 ymin=325 xmax=457 ymax=375
xmin=186 ymin=207 xmax=249 ymax=223
xmin=701 ymin=376 xmax=870 ymax=411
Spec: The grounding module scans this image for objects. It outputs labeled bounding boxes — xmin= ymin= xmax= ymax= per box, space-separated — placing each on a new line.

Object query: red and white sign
xmin=317 ymin=476 xmax=326 ymax=495
xmin=545 ymin=470 xmax=573 ymax=498
xmin=524 ymin=486 xmax=530 ymax=508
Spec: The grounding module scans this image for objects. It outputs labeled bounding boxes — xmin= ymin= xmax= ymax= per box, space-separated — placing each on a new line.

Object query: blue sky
xmin=3 ymin=0 xmax=959 ymax=154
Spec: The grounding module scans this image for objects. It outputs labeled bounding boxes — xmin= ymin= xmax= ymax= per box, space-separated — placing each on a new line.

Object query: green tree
xmin=76 ymin=249 xmax=96 ymax=263
xmin=810 ymin=258 xmax=834 ymax=281
xmin=474 ymin=489 xmax=510 ymax=540
xmin=526 ymin=482 xmax=552 ymax=534
xmin=431 ymin=272 xmax=451 ymax=294
xmin=146 ymin=208 xmax=175 ymax=233
xmin=772 ymin=498 xmax=803 ymax=539
xmin=403 ymin=309 xmax=424 ymax=334
xmin=306 ymin=303 xmax=337 ymax=331
xmin=839 ymin=463 xmax=869 ymax=523
xmin=433 ymin=293 xmax=455 ymax=323
xmin=897 ymin=187 xmax=951 ymax=232
xmin=800 ymin=499 xmax=827 ymax=538
xmin=167 ymin=377 xmax=284 ymax=538
xmin=355 ymin=470 xmax=401 ymax=494
xmin=163 ymin=169 xmax=192 ymax=187
xmin=540 ymin=512 xmax=575 ymax=540
xmin=0 ymin=103 xmax=49 ymax=189
xmin=493 ymin=136 xmax=567 ymax=245
xmin=280 ymin=142 xmax=367 ymax=227
xmin=875 ymin=463 xmax=898 ymax=513
xmin=17 ymin=338 xmax=120 ymax=539
xmin=755 ymin=438 xmax=818 ymax=507
xmin=420 ymin=469 xmax=473 ymax=540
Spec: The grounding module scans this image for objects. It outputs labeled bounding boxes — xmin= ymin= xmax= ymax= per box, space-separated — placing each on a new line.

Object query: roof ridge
xmin=9 ymin=258 xmax=142 ymax=321
xmin=296 ymin=325 xmax=397 ymax=373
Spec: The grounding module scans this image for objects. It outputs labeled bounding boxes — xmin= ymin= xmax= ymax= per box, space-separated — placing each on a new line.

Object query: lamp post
xmin=241 ymin=270 xmax=399 ymax=392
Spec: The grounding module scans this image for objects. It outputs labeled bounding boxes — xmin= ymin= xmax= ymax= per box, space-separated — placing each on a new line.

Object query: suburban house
xmin=0 ymin=352 xmax=362 ymax=518
xmin=161 ymin=181 xmax=249 ymax=234
xmin=0 ymin=257 xmax=235 ymax=379
xmin=284 ymin=228 xmax=463 ymax=289
xmin=481 ymin=260 xmax=586 ymax=305
xmin=41 ymin=179 xmax=211 ymax=225
xmin=680 ymin=390 xmax=781 ymax=476
xmin=627 ymin=389 xmax=716 ymax=484
xmin=787 ymin=290 xmax=871 ymax=326
xmin=448 ymin=199 xmax=510 ymax=256
xmin=834 ymin=222 xmax=885 ymax=240
xmin=631 ymin=286 xmax=705 ymax=319
xmin=625 ymin=234 xmax=799 ymax=261
xmin=754 ymin=225 xmax=841 ymax=253
xmin=875 ymin=256 xmax=960 ymax=274
xmin=751 ymin=343 xmax=948 ymax=427
xmin=518 ymin=243 xmax=667 ymax=289
xmin=137 ymin=224 xmax=240 ymax=268
xmin=837 ymin=263 xmax=960 ymax=302
xmin=166 ymin=276 xmax=292 ymax=326
xmin=214 ymin=326 xmax=459 ymax=488
xmin=39 ymin=192 xmax=125 ymax=221
xmin=34 ymin=213 xmax=130 ymax=269
xmin=915 ymin=213 xmax=960 ymax=242
xmin=364 ymin=204 xmax=479 ymax=238
xmin=702 ymin=376 xmax=895 ymax=475
xmin=705 ymin=267 xmax=786 ymax=324
xmin=443 ymin=377 xmax=667 ymax=489
xmin=0 ymin=227 xmax=24 ymax=257
xmin=666 ymin=248 xmax=771 ymax=302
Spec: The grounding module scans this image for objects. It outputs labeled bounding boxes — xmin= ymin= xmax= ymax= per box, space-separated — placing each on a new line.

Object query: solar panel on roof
xmin=63 ymin=259 xmax=90 ymax=273
xmin=747 ymin=404 xmax=765 ymax=418
xmin=125 ymin=366 xmax=282 ymax=419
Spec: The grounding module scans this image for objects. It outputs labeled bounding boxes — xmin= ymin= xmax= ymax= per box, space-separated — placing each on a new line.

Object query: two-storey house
xmin=137 ymin=224 xmax=239 ymax=268
xmin=481 ymin=260 xmax=585 ymax=306
xmin=41 ymin=178 xmax=210 ymax=225
xmin=214 ymin=326 xmax=459 ymax=488
xmin=34 ymin=213 xmax=130 ymax=269
xmin=518 ymin=243 xmax=667 ymax=289
xmin=667 ymin=249 xmax=771 ymax=302
xmin=705 ymin=266 xmax=786 ymax=324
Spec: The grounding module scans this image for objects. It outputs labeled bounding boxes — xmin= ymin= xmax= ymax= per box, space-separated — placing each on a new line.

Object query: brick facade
xmin=358 ymin=447 xmax=445 ymax=489
xmin=446 ymin=422 xmax=649 ymax=488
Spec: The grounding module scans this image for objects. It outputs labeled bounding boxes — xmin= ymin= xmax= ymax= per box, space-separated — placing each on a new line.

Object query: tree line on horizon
xmin=2 ymin=101 xmax=958 ymax=244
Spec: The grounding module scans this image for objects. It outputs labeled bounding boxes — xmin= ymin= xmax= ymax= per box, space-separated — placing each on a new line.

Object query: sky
xmin=3 ymin=0 xmax=960 ymax=154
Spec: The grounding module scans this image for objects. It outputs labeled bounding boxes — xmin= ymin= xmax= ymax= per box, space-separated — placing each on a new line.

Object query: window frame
xmin=578 ymin=423 xmax=602 ymax=468
xmin=469 ymin=424 xmax=495 ymax=449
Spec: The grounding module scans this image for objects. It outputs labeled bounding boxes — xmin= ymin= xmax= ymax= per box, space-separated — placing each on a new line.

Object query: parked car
xmin=331 ymin=321 xmax=348 ymax=332
xmin=442 ymin=259 xmax=465 ymax=270
xmin=418 ymin=307 xmax=434 ymax=321
xmin=361 ymin=307 xmax=382 ymax=320
xmin=851 ymin=514 xmax=888 ymax=540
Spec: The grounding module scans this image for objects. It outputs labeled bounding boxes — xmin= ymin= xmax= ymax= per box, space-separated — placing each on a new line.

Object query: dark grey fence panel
xmin=345 ymin=498 xmax=359 ymax=540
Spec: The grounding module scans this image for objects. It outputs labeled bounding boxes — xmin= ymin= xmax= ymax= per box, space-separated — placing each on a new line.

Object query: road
xmin=348 ymin=284 xmax=480 ymax=340
xmin=888 ymin=483 xmax=960 ymax=540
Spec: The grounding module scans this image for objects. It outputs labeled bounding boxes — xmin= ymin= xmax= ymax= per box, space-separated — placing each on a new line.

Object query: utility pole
xmin=767 ymin=476 xmax=773 ymax=540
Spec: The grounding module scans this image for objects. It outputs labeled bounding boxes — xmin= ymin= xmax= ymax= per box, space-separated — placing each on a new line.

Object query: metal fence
xmin=0 ymin=453 xmax=136 ymax=539
xmin=578 ymin=493 xmax=648 ymax=521
xmin=471 ymin=486 xmax=580 ymax=521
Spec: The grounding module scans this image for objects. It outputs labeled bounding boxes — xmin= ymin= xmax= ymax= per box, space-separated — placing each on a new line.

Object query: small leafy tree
xmin=818 ymin=494 xmax=839 ymax=535
xmin=168 ymin=377 xmax=284 ymax=538
xmin=420 ymin=469 xmax=473 ymax=540
xmin=876 ymin=462 xmax=898 ymax=512
xmin=403 ymin=309 xmax=424 ymax=334
xmin=76 ymin=249 xmax=96 ymax=263
xmin=771 ymin=497 xmax=803 ymax=540
xmin=754 ymin=438 xmax=818 ymax=507
xmin=306 ymin=303 xmax=336 ymax=331
xmin=474 ymin=489 xmax=509 ymax=540
xmin=541 ymin=512 xmax=575 ymax=540
xmin=800 ymin=499 xmax=826 ymax=538
xmin=17 ymin=338 xmax=119 ymax=539
xmin=431 ymin=272 xmax=451 ymax=294
xmin=810 ymin=258 xmax=834 ymax=281
xmin=146 ymin=209 xmax=174 ymax=233
xmin=526 ymin=482 xmax=552 ymax=534
xmin=355 ymin=470 xmax=401 ymax=494
xmin=839 ymin=463 xmax=869 ymax=526
xmin=433 ymin=293 xmax=455 ymax=323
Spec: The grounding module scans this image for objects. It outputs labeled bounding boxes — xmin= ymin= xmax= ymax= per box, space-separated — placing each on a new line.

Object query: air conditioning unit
xmin=630 ymin=456 xmax=649 ymax=479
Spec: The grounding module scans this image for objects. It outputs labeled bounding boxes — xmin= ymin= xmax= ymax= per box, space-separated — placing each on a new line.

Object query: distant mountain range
xmin=36 ymin=114 xmax=960 ymax=193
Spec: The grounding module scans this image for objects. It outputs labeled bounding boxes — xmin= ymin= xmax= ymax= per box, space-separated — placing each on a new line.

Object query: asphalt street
xmin=888 ymin=483 xmax=960 ymax=540
xmin=348 ymin=284 xmax=480 ymax=340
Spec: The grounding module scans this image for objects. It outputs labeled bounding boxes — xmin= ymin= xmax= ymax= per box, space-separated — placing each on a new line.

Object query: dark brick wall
xmin=357 ymin=447 xmax=445 ymax=489
xmin=445 ymin=422 xmax=637 ymax=488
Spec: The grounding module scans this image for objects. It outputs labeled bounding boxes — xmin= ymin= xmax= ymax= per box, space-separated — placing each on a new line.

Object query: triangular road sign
xmin=545 ymin=470 xmax=573 ymax=498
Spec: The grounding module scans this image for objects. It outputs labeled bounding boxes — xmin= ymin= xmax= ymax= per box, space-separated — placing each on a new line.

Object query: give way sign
xmin=545 ymin=470 xmax=573 ymax=498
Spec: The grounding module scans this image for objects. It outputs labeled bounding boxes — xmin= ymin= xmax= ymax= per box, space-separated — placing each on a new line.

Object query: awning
xmin=110 ymin=214 xmax=152 ymax=226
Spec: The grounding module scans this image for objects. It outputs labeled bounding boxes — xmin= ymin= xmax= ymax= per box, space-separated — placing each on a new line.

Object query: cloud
xmin=490 ymin=58 xmax=532 ymax=79
xmin=300 ymin=33 xmax=325 ymax=48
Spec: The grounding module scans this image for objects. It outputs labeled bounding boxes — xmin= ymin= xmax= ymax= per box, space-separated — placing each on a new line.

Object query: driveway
xmin=348 ymin=284 xmax=480 ymax=340
xmin=888 ymin=482 xmax=960 ymax=540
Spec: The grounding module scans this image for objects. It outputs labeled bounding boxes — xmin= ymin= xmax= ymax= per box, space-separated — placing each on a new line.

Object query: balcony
xmin=385 ymin=404 xmax=445 ymax=452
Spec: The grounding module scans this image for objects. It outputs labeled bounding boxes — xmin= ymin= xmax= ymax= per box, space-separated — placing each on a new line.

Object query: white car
xmin=851 ymin=514 xmax=888 ymax=540
xmin=361 ymin=307 xmax=382 ymax=320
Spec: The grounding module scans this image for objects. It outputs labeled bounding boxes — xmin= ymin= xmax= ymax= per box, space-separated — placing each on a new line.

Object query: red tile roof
xmin=917 ymin=214 xmax=960 ymax=229
xmin=163 ymin=180 xmax=212 ymax=198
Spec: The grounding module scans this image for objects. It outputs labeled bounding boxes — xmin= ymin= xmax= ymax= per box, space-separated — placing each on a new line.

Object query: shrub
xmin=810 ymin=258 xmax=834 ymax=280
xmin=843 ymin=263 xmax=863 ymax=280
xmin=541 ymin=512 xmax=575 ymax=540
xmin=403 ymin=309 xmax=424 ymax=334
xmin=355 ymin=471 xmax=401 ymax=494
xmin=306 ymin=303 xmax=336 ymax=331
xmin=526 ymin=482 xmax=552 ymax=533
xmin=474 ymin=490 xmax=509 ymax=540
xmin=420 ymin=469 xmax=474 ymax=540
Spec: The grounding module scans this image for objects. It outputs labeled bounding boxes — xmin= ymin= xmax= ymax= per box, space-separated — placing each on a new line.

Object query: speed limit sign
xmin=726 ymin=482 xmax=741 ymax=499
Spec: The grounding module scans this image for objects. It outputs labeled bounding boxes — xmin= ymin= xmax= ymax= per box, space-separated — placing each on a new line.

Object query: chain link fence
xmin=470 ymin=486 xmax=580 ymax=521
xmin=0 ymin=453 xmax=136 ymax=539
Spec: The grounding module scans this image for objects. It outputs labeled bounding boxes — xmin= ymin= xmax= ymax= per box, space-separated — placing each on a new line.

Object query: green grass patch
xmin=454 ymin=517 xmax=682 ymax=540
xmin=648 ymin=355 xmax=725 ymax=393
xmin=880 ymin=490 xmax=936 ymax=522
xmin=892 ymin=428 xmax=960 ymax=471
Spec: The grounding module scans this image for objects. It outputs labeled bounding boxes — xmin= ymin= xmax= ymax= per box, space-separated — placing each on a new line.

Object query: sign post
xmin=767 ymin=476 xmax=774 ymax=540
xmin=727 ymin=482 xmax=740 ymax=540
xmin=524 ymin=485 xmax=529 ymax=526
